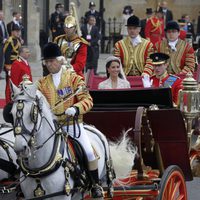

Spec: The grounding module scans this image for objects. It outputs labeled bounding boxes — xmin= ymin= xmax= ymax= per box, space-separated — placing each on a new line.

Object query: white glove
xmin=142 ymin=75 xmax=153 ymax=88
xmin=65 ymin=107 xmax=77 ymax=116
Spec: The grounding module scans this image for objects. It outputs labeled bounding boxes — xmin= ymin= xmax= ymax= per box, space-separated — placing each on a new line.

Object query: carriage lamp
xmin=178 ymin=72 xmax=200 ymax=148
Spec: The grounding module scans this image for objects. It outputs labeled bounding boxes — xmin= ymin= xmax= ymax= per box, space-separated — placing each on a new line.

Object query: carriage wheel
xmin=157 ymin=165 xmax=187 ymax=200
xmin=190 ymin=149 xmax=200 ymax=176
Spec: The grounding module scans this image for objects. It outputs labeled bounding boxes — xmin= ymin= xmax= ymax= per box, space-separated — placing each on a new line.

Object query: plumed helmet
xmin=165 ymin=20 xmax=180 ymax=32
xmin=126 ymin=15 xmax=141 ymax=27
xmin=42 ymin=42 xmax=61 ymax=60
xmin=64 ymin=15 xmax=76 ymax=28
xmin=89 ymin=1 xmax=96 ymax=8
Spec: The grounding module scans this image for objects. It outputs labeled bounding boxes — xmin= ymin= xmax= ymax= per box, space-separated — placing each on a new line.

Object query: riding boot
xmin=88 ymin=159 xmax=104 ymax=199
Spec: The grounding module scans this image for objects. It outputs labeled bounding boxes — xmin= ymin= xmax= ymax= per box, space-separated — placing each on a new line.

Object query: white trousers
xmin=62 ymin=123 xmax=96 ymax=162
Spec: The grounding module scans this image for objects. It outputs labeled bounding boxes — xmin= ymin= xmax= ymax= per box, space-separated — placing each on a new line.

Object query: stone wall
xmin=74 ymin=0 xmax=200 ymax=25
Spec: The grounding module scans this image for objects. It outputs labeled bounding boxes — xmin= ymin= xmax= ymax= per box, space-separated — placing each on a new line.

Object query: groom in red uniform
xmin=142 ymin=52 xmax=183 ymax=105
xmin=150 ymin=52 xmax=183 ymax=105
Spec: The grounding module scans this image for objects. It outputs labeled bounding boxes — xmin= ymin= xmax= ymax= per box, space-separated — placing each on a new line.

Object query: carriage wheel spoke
xmin=171 ymin=180 xmax=181 ymax=199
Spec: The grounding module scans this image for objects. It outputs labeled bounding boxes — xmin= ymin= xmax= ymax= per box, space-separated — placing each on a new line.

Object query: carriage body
xmin=84 ymin=72 xmax=194 ymax=199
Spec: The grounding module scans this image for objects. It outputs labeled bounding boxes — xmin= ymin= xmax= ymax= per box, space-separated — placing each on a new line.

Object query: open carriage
xmin=82 ymin=71 xmax=200 ymax=199
xmin=0 ymin=71 xmax=199 ymax=200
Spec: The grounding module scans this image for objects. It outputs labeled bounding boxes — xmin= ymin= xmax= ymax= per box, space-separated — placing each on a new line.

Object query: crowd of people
xmin=0 ymin=1 xmax=200 ymax=198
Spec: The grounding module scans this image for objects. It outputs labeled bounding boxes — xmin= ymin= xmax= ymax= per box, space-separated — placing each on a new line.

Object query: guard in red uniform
xmin=54 ymin=15 xmax=88 ymax=78
xmin=7 ymin=46 xmax=32 ymax=102
xmin=145 ymin=8 xmax=165 ymax=49
xmin=151 ymin=52 xmax=182 ymax=104
xmin=142 ymin=52 xmax=182 ymax=105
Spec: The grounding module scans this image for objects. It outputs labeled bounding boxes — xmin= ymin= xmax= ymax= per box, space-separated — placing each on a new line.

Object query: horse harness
xmin=0 ymin=135 xmax=18 ymax=194
xmin=13 ymin=98 xmax=115 ymax=199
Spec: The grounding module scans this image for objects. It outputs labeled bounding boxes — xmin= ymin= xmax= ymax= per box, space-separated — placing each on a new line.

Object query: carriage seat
xmin=86 ymin=67 xmax=200 ymax=90
xmin=86 ymin=70 xmax=144 ymax=90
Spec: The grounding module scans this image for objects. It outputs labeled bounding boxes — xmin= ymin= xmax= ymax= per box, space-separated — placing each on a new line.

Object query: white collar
xmin=13 ymin=19 xmax=19 ymax=25
xmin=168 ymin=39 xmax=178 ymax=50
xmin=19 ymin=56 xmax=28 ymax=65
xmin=168 ymin=38 xmax=178 ymax=45
xmin=131 ymin=35 xmax=142 ymax=46
xmin=52 ymin=68 xmax=62 ymax=88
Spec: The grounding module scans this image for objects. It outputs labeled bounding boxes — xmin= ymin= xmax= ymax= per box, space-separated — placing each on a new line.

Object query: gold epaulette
xmin=71 ymin=37 xmax=89 ymax=46
xmin=79 ymin=37 xmax=89 ymax=45
xmin=54 ymin=34 xmax=66 ymax=43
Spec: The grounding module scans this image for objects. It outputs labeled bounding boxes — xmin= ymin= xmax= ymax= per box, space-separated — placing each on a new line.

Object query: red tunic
xmin=155 ymin=39 xmax=195 ymax=74
xmin=179 ymin=29 xmax=187 ymax=40
xmin=151 ymin=73 xmax=183 ymax=104
xmin=54 ymin=34 xmax=88 ymax=78
xmin=145 ymin=17 xmax=165 ymax=49
xmin=70 ymin=42 xmax=87 ymax=78
xmin=6 ymin=58 xmax=32 ymax=103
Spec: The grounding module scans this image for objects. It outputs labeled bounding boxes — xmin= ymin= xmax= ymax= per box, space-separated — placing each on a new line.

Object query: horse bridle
xmin=13 ymin=98 xmax=41 ymax=149
xmin=13 ymin=97 xmax=62 ymax=151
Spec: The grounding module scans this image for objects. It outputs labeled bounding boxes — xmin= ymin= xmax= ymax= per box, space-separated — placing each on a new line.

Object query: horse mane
xmin=36 ymin=90 xmax=57 ymax=121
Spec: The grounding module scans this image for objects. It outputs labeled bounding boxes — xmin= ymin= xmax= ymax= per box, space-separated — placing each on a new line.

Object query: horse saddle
xmin=67 ymin=136 xmax=89 ymax=172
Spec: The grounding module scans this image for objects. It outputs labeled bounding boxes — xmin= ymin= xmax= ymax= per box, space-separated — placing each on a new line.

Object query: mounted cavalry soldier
xmin=54 ymin=15 xmax=88 ymax=78
xmin=37 ymin=42 xmax=104 ymax=199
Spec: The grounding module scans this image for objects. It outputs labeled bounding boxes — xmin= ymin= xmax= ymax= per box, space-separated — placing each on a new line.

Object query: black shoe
xmin=90 ymin=184 xmax=103 ymax=198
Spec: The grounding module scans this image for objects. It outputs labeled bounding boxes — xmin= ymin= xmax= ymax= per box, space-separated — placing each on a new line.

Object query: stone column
xmin=3 ymin=0 xmax=13 ymax=24
xmin=27 ymin=0 xmax=41 ymax=62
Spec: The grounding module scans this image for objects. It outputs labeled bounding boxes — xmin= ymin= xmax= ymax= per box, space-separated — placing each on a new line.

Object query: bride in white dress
xmin=98 ymin=56 xmax=130 ymax=89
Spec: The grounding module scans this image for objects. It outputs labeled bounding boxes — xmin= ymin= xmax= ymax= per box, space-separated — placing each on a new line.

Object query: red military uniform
xmin=179 ymin=29 xmax=187 ymax=40
xmin=54 ymin=34 xmax=88 ymax=78
xmin=151 ymin=72 xmax=183 ymax=104
xmin=6 ymin=57 xmax=33 ymax=103
xmin=155 ymin=39 xmax=195 ymax=74
xmin=145 ymin=16 xmax=165 ymax=48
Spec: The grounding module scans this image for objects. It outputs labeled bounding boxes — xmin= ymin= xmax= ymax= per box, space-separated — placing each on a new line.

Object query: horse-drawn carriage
xmin=0 ymin=71 xmax=200 ymax=200
xmin=83 ymin=70 xmax=200 ymax=199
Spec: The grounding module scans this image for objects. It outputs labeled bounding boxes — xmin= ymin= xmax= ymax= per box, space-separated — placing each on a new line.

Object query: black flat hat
xmin=126 ymin=15 xmax=141 ymax=27
xmin=150 ymin=53 xmax=170 ymax=65
xmin=146 ymin=8 xmax=153 ymax=14
xmin=165 ymin=20 xmax=180 ymax=32
xmin=42 ymin=42 xmax=61 ymax=60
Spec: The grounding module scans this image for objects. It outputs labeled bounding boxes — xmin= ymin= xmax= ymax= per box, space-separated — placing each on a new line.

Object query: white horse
xmin=10 ymin=82 xmax=136 ymax=200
